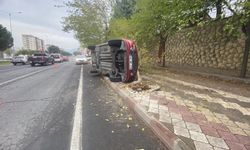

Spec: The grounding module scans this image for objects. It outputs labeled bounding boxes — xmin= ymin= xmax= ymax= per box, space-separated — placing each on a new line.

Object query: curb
xmin=103 ymin=77 xmax=192 ymax=150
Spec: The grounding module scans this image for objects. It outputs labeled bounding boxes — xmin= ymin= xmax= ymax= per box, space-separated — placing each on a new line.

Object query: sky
xmin=0 ymin=0 xmax=80 ymax=52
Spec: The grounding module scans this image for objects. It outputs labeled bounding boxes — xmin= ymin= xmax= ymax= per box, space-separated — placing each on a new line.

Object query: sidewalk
xmin=103 ymin=75 xmax=250 ymax=150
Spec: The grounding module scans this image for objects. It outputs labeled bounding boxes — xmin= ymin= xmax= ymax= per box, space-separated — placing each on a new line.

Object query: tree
xmin=15 ymin=49 xmax=37 ymax=56
xmin=0 ymin=24 xmax=13 ymax=58
xmin=63 ymin=0 xmax=113 ymax=46
xmin=47 ymin=45 xmax=60 ymax=53
xmin=60 ymin=50 xmax=72 ymax=56
xmin=113 ymin=0 xmax=136 ymax=19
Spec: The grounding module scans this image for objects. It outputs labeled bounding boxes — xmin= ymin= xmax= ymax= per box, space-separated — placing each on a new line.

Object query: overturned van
xmin=88 ymin=39 xmax=138 ymax=83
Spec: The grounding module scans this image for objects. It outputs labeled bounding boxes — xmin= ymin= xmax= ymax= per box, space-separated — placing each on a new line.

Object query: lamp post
xmin=0 ymin=11 xmax=22 ymax=55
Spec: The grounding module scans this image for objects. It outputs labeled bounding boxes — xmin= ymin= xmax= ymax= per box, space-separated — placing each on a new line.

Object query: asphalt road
xmin=0 ymin=62 xmax=166 ymax=150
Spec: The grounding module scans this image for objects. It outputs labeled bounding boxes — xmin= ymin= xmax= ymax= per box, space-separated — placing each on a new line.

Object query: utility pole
xmin=0 ymin=11 xmax=22 ymax=55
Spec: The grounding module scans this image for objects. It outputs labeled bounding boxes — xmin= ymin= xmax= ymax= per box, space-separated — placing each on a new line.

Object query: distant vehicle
xmin=30 ymin=52 xmax=54 ymax=66
xmin=75 ymin=55 xmax=88 ymax=65
xmin=50 ymin=53 xmax=63 ymax=63
xmin=62 ymin=56 xmax=69 ymax=61
xmin=11 ymin=55 xmax=29 ymax=65
xmin=86 ymin=56 xmax=92 ymax=62
xmin=88 ymin=39 xmax=138 ymax=83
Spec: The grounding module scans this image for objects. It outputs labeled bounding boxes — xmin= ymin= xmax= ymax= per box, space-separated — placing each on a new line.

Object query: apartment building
xmin=22 ymin=34 xmax=45 ymax=51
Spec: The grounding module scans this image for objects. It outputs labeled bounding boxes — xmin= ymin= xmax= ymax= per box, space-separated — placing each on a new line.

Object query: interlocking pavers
xmin=236 ymin=122 xmax=250 ymax=130
xmin=149 ymin=103 xmax=158 ymax=109
xmin=182 ymin=114 xmax=198 ymax=123
xmin=168 ymin=107 xmax=180 ymax=113
xmin=217 ymin=130 xmax=239 ymax=142
xmin=200 ymin=125 xmax=220 ymax=138
xmin=220 ymin=119 xmax=238 ymax=128
xmin=174 ymin=126 xmax=190 ymax=138
xmin=192 ymin=112 xmax=207 ymax=121
xmin=198 ymin=120 xmax=213 ymax=128
xmin=244 ymin=129 xmax=250 ymax=136
xmin=140 ymin=99 xmax=149 ymax=107
xmin=227 ymin=126 xmax=248 ymax=136
xmin=148 ymin=107 xmax=159 ymax=114
xmin=159 ymin=114 xmax=172 ymax=124
xmin=213 ymin=147 xmax=228 ymax=150
xmin=206 ymin=135 xmax=229 ymax=149
xmin=245 ymin=145 xmax=250 ymax=150
xmin=194 ymin=141 xmax=213 ymax=150
xmin=225 ymin=140 xmax=247 ymax=150
xmin=159 ymin=105 xmax=168 ymax=111
xmin=211 ymin=122 xmax=229 ymax=132
xmin=170 ymin=112 xmax=182 ymax=120
xmin=190 ymin=130 xmax=208 ymax=143
xmin=172 ymin=118 xmax=186 ymax=128
xmin=186 ymin=122 xmax=202 ymax=132
xmin=235 ymin=134 xmax=250 ymax=145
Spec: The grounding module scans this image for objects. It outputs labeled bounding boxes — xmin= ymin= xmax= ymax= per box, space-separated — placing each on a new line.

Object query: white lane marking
xmin=0 ymin=67 xmax=50 ymax=87
xmin=70 ymin=65 xmax=83 ymax=150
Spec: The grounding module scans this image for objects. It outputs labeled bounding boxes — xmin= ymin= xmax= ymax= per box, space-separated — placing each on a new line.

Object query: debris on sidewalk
xmin=128 ymin=82 xmax=150 ymax=92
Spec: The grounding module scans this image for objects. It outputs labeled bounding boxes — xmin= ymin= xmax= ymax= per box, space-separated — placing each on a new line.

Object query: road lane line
xmin=0 ymin=67 xmax=51 ymax=87
xmin=70 ymin=65 xmax=83 ymax=150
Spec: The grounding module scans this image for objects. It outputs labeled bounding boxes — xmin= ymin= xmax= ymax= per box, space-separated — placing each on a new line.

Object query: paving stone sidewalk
xmin=112 ymin=78 xmax=250 ymax=150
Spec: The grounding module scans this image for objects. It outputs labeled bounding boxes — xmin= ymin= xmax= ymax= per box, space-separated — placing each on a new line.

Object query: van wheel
xmin=31 ymin=63 xmax=35 ymax=67
xmin=109 ymin=76 xmax=122 ymax=82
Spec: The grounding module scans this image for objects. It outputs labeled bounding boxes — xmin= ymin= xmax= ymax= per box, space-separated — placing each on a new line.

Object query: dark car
xmin=88 ymin=39 xmax=138 ymax=83
xmin=30 ymin=52 xmax=54 ymax=66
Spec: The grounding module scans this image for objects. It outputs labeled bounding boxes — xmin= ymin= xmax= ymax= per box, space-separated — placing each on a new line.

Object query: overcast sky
xmin=0 ymin=0 xmax=80 ymax=52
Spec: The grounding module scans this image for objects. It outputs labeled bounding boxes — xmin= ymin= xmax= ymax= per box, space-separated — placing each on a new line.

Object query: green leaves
xmin=0 ymin=24 xmax=13 ymax=52
xmin=63 ymin=0 xmax=111 ymax=46
xmin=48 ymin=45 xmax=60 ymax=54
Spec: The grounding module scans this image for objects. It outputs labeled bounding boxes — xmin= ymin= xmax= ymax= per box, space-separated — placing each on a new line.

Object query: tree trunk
xmin=158 ymin=36 xmax=166 ymax=67
xmin=240 ymin=21 xmax=250 ymax=78
xmin=216 ymin=0 xmax=222 ymax=19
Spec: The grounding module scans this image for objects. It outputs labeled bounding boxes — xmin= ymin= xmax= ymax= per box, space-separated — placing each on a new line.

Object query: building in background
xmin=22 ymin=34 xmax=45 ymax=51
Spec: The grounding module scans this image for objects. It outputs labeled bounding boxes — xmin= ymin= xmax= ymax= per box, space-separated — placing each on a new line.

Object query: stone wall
xmin=165 ymin=21 xmax=250 ymax=76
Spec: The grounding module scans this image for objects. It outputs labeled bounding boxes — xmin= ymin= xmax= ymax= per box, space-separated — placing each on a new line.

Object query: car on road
xmin=88 ymin=39 xmax=138 ymax=83
xmin=30 ymin=52 xmax=54 ymax=66
xmin=51 ymin=53 xmax=63 ymax=63
xmin=75 ymin=55 xmax=88 ymax=65
xmin=62 ymin=56 xmax=69 ymax=61
xmin=11 ymin=55 xmax=29 ymax=65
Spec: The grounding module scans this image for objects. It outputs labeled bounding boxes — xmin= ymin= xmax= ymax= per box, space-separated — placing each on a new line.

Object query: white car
xmin=51 ymin=54 xmax=63 ymax=63
xmin=75 ymin=55 xmax=88 ymax=65
xmin=11 ymin=55 xmax=29 ymax=65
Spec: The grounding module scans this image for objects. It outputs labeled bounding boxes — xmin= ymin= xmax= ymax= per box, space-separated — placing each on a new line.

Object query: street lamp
xmin=0 ymin=10 xmax=22 ymax=54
